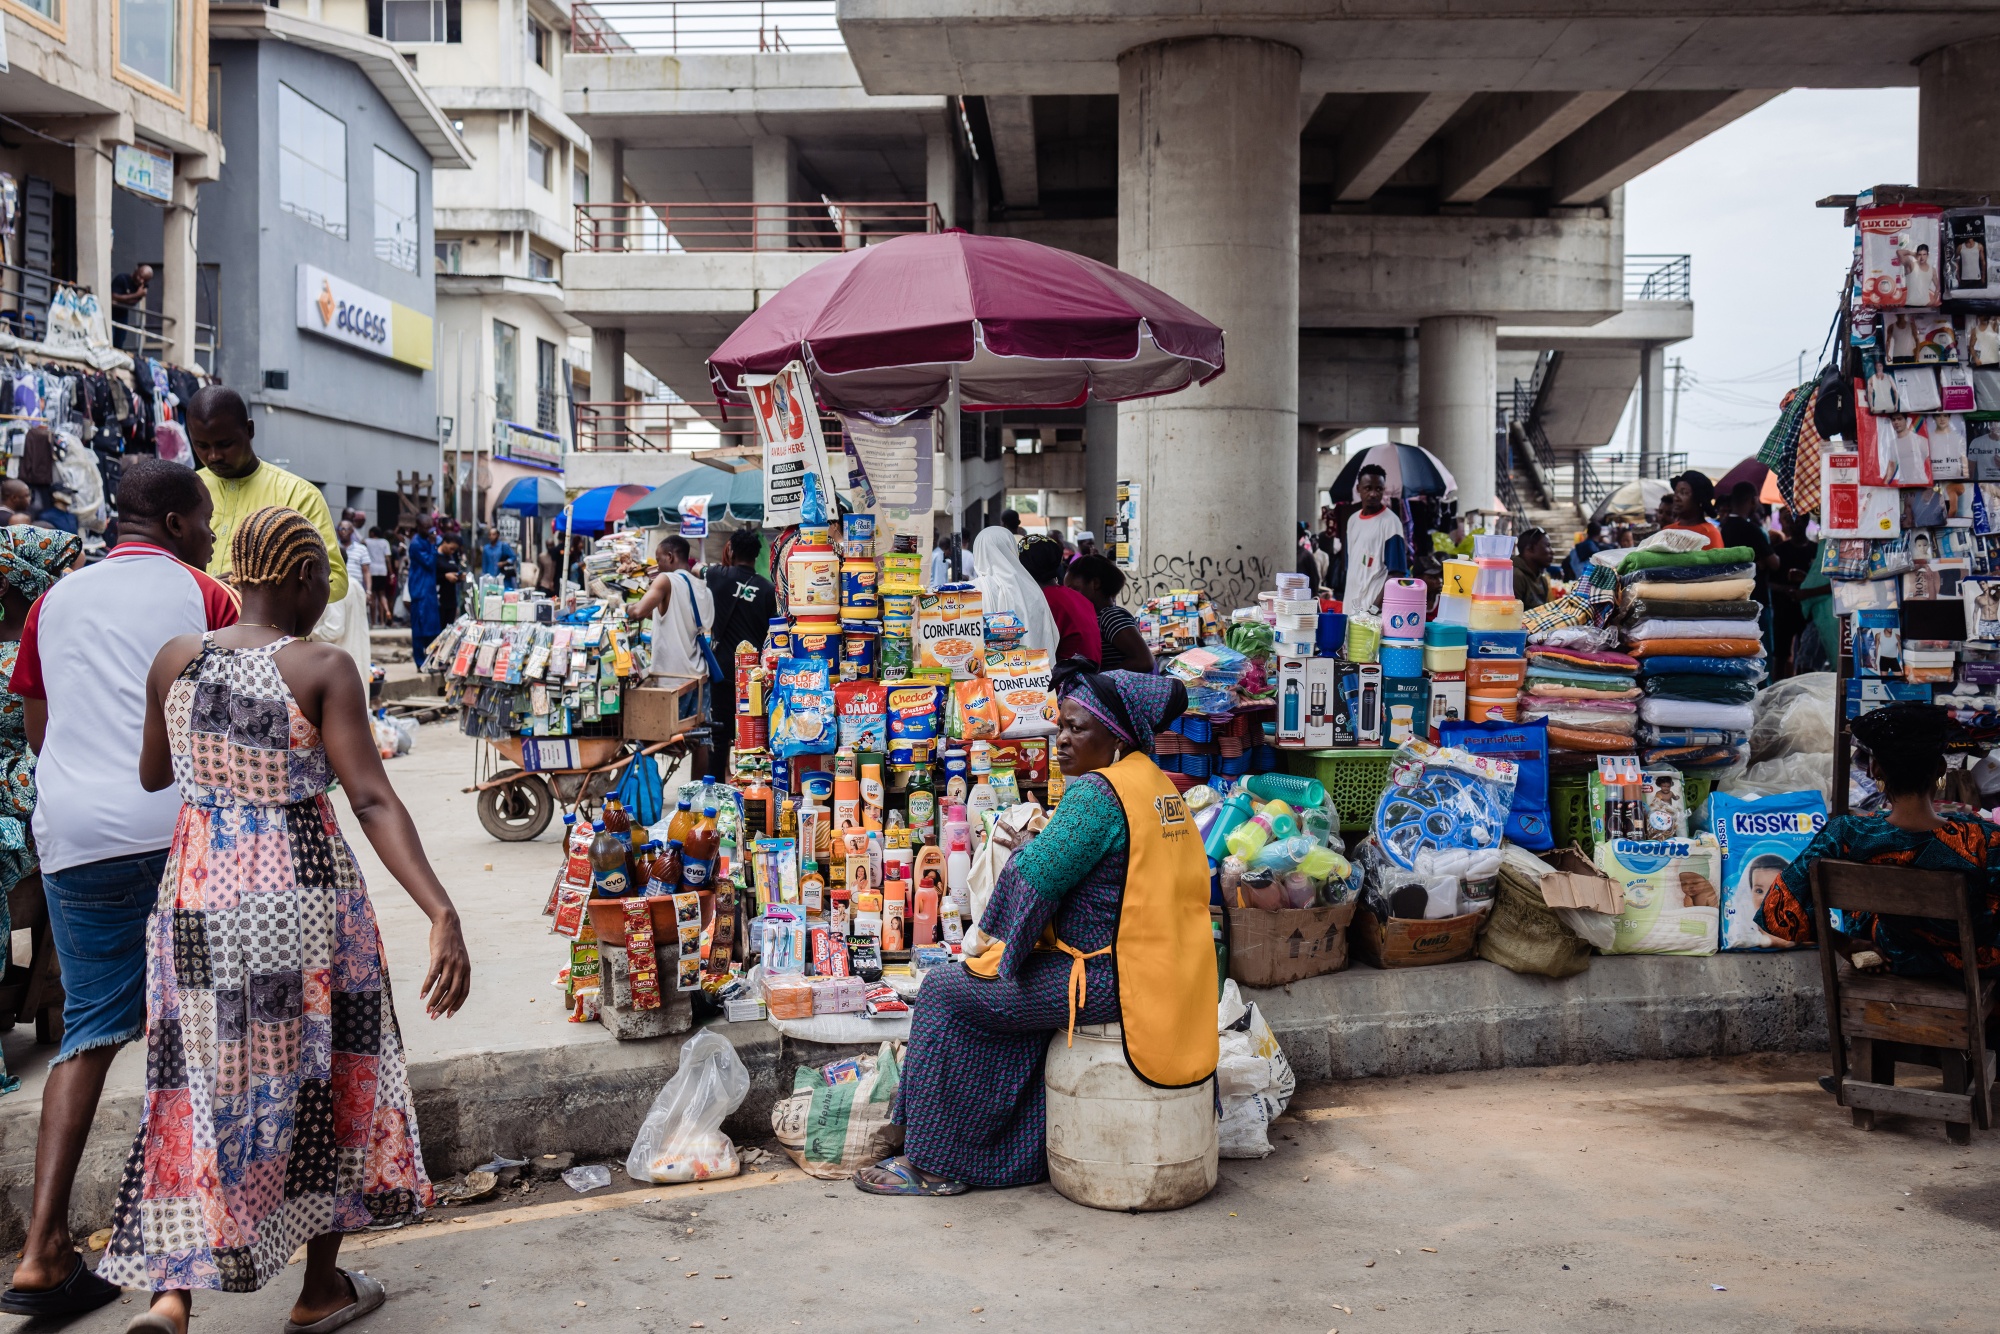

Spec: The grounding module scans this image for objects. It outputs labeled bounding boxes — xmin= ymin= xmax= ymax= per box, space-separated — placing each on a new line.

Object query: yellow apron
xmin=962 ymin=754 xmax=1219 ymax=1090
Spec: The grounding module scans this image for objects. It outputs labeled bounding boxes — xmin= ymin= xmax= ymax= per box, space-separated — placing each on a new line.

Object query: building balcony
xmin=573 ymin=200 xmax=940 ymax=254
xmin=571 ymin=0 xmax=840 ymax=55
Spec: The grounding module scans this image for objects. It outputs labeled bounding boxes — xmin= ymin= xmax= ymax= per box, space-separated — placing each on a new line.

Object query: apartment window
xmin=14 ymin=0 xmax=57 ymax=18
xmin=528 ymin=250 xmax=554 ymax=281
xmin=119 ymin=0 xmax=180 ymax=91
xmin=536 ymin=339 xmax=559 ymax=432
xmin=373 ymin=149 xmax=419 ymax=271
xmin=529 ymin=18 xmax=551 ymax=70
xmin=371 ymin=0 xmax=460 ymax=42
xmin=527 ymin=136 xmax=552 ymax=191
xmin=279 ymin=84 xmax=348 ymax=238
xmin=207 ymin=66 xmax=221 ymax=132
xmin=493 ymin=320 xmax=519 ymax=425
xmin=573 ymin=163 xmax=589 ymax=205
xmin=435 ymin=240 xmax=463 ymax=274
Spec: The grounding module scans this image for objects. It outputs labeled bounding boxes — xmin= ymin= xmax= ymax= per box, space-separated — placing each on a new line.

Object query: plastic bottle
xmin=883 ymin=877 xmax=906 ymax=951
xmin=1202 ymin=789 xmax=1255 ymax=862
xmin=627 ymin=839 xmax=652 ymax=897
xmin=588 ymin=821 xmax=630 ymax=898
xmin=944 ymin=815 xmax=972 ymax=922
xmin=665 ymin=794 xmax=695 ymax=849
xmin=1244 ymin=772 xmax=1329 ymax=809
xmin=602 ymin=797 xmax=632 ymax=848
xmin=912 ymin=881 xmax=938 ymax=947
xmin=966 ymin=742 xmax=997 ymax=823
xmin=1224 ymin=816 xmax=1272 ymax=862
xmin=658 ymin=839 xmax=684 ymax=894
xmin=1252 ymin=835 xmax=1316 ymax=873
xmin=682 ymin=801 xmax=720 ymax=891
xmin=861 ymin=761 xmax=886 ymax=831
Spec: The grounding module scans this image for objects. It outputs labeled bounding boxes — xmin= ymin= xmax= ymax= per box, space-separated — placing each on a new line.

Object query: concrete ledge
xmin=1255 ymin=951 xmax=1827 ymax=1083
xmin=0 ymin=953 xmax=1828 ymax=1249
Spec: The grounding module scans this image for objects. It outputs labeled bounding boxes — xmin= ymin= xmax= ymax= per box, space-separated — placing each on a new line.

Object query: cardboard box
xmin=1352 ymin=908 xmax=1483 ymax=968
xmin=1304 ymin=657 xmax=1340 ymax=748
xmin=1353 ymin=662 xmax=1383 ymax=745
xmin=1276 ymin=657 xmax=1309 ymax=745
xmin=1427 ymin=673 xmax=1466 ymax=742
xmin=1537 ymin=845 xmax=1625 ymax=914
xmin=622 ymin=674 xmax=708 ymax=741
xmin=1383 ymin=677 xmax=1428 ymax=746
xmin=1227 ymin=900 xmax=1358 ymax=987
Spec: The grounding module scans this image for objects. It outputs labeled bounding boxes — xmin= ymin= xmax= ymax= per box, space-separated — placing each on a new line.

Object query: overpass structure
xmin=563 ymin=2 xmax=2000 ymax=596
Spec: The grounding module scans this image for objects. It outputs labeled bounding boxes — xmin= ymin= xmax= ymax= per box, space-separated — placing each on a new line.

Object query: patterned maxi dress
xmin=895 ymin=772 xmax=1128 ymax=1187
xmin=97 ymin=636 xmax=431 ymax=1294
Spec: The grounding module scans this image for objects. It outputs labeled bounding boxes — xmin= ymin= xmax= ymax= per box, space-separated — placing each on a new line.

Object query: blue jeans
xmin=42 ymin=849 xmax=167 ymax=1065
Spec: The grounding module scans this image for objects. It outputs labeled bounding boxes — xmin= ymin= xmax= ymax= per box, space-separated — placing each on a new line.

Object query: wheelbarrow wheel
xmin=478 ymin=769 xmax=554 ymax=842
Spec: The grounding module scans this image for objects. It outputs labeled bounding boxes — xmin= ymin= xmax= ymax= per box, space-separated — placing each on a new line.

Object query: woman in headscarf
xmin=858 ymin=670 xmax=1218 ymax=1195
xmin=970 ymin=525 xmax=1059 ymax=656
xmin=0 ymin=527 xmax=81 ymax=1094
xmin=1760 ymin=703 xmax=2000 ymax=980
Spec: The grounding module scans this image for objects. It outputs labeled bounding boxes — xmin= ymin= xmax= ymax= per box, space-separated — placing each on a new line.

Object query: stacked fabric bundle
xmin=1520 ymin=644 xmax=1639 ymax=754
xmin=1616 ymin=545 xmax=1763 ymax=770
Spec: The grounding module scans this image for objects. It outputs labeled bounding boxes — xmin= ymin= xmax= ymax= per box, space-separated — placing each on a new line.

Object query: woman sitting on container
xmin=858 ymin=670 xmax=1218 ymax=1196
xmin=1759 ymin=702 xmax=2000 ymax=980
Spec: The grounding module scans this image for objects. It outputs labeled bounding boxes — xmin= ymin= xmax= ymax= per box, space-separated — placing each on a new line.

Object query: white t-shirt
xmin=10 ymin=543 xmax=240 ymax=873
xmin=1342 ymin=507 xmax=1405 ymax=616
xmin=651 ymin=569 xmax=716 ymax=681
xmin=345 ymin=537 xmax=372 ymax=581
xmin=365 ymin=536 xmax=391 ymax=579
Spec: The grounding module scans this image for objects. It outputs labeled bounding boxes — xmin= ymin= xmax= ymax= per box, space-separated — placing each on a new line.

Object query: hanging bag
xmin=676 ymin=571 xmax=728 ymax=686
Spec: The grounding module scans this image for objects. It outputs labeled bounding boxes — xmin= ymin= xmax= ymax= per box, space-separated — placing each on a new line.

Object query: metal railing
xmin=575 ymin=200 xmax=942 ymax=254
xmin=572 ymin=397 xmax=849 ymax=454
xmin=570 ymin=0 xmax=840 ymax=54
xmin=1625 ymin=253 xmax=1691 ymax=302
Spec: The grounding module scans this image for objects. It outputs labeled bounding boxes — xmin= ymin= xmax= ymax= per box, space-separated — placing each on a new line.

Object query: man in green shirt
xmin=185 ymin=386 xmax=347 ymax=603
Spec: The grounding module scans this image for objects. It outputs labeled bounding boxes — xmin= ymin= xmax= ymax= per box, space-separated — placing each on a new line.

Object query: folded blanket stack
xmin=1521 ymin=645 xmax=1639 ymax=758
xmin=1617 ymin=546 xmax=1764 ymax=770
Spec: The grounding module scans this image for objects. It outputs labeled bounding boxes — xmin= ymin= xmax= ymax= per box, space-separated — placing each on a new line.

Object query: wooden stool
xmin=0 ymin=870 xmax=63 ymax=1045
xmin=1812 ymin=860 xmax=1997 ymax=1144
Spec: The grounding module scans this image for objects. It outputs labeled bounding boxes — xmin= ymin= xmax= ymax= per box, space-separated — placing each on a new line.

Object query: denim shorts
xmin=43 ymin=849 xmax=168 ymax=1065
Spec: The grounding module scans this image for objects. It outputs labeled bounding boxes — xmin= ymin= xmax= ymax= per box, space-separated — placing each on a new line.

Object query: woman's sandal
xmin=124 ymin=1314 xmax=181 ymax=1334
xmin=853 ymin=1156 xmax=969 ymax=1197
xmin=282 ymin=1270 xmax=387 ymax=1333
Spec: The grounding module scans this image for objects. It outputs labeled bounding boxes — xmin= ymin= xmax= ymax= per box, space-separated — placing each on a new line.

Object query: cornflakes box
xmin=983 ymin=647 xmax=1057 ymax=738
xmin=916 ymin=584 xmax=985 ymax=679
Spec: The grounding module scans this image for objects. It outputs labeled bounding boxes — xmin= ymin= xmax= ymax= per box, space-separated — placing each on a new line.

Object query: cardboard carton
xmin=1352 ymin=907 xmax=1483 ymax=968
xmin=1227 ymin=900 xmax=1358 ymax=987
xmin=1537 ymin=845 xmax=1625 ymax=914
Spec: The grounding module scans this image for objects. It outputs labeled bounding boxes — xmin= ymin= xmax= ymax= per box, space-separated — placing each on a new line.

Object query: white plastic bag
xmin=627 ymin=1029 xmax=751 ymax=1184
xmin=1215 ymin=980 xmax=1296 ymax=1159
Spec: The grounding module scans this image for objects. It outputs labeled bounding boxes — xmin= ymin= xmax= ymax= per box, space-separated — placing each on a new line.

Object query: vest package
xmin=1707 ymin=790 xmax=1827 ymax=951
xmin=1437 ymin=716 xmax=1553 ymax=850
xmin=1593 ymin=836 xmax=1721 ymax=956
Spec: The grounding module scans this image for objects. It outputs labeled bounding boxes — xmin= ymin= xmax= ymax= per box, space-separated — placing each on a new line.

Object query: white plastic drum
xmin=1044 ymin=1023 xmax=1218 ymax=1211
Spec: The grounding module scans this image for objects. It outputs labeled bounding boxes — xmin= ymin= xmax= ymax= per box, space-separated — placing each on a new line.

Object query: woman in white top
xmin=969 ymin=525 xmax=1058 ymax=655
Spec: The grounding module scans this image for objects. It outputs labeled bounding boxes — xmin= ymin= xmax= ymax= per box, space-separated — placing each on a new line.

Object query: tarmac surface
xmin=6 ymin=1052 xmax=1997 ymax=1333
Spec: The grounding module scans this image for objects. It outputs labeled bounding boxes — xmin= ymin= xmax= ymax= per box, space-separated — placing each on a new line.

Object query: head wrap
xmin=1060 ymin=669 xmax=1188 ymax=757
xmin=0 ymin=527 xmax=79 ymax=601
xmin=970 ymin=526 xmax=1059 ymax=655
xmin=1851 ymin=701 xmax=1958 ymax=757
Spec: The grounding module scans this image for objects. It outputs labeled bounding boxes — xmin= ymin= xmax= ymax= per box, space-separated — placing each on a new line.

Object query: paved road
xmin=12 ymin=1053 xmax=1995 ymax=1333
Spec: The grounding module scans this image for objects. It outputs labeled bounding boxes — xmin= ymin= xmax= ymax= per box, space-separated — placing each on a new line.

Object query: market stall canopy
xmin=494 ymin=475 xmax=566 ymax=516
xmin=1591 ymin=477 xmax=1673 ymax=524
xmin=625 ymin=465 xmax=768 ymax=527
xmin=556 ymin=484 xmax=652 ymax=536
xmin=1329 ymin=441 xmax=1458 ymax=503
xmin=706 ymin=230 xmax=1225 ymax=413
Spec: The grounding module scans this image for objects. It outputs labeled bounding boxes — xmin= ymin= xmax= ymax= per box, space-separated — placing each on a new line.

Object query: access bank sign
xmin=295 ymin=264 xmax=434 ymax=370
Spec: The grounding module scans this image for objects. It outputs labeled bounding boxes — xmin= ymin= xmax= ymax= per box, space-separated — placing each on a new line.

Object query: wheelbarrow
xmin=466 ymin=736 xmax=686 ymax=841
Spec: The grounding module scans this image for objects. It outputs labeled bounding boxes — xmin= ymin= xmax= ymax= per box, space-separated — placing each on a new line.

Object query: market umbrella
xmin=494 ymin=475 xmax=566 ymax=517
xmin=1591 ymin=477 xmax=1673 ymax=524
xmin=1715 ymin=457 xmax=1770 ymax=501
xmin=556 ymin=483 xmax=652 ymax=537
xmin=1328 ymin=441 xmax=1458 ymax=502
xmin=706 ymin=230 xmax=1224 ymax=412
xmin=625 ymin=464 xmax=768 ymax=528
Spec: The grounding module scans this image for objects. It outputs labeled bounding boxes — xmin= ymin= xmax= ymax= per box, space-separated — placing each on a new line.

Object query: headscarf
xmin=1060 ymin=669 xmax=1188 ymax=757
xmin=0 ymin=526 xmax=79 ymax=601
xmin=970 ymin=525 xmax=1058 ymax=655
xmin=1851 ymin=701 xmax=1957 ymax=757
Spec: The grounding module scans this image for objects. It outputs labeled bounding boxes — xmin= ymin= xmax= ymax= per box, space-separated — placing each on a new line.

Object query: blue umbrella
xmin=495 ymin=475 xmax=565 ymax=516
xmin=556 ymin=484 xmax=652 ymax=537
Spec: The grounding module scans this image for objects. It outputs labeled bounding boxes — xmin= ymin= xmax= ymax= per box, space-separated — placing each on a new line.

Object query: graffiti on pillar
xmin=1135 ymin=552 xmax=1271 ymax=610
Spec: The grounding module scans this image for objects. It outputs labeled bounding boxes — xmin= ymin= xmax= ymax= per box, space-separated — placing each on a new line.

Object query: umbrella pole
xmin=945 ymin=376 xmax=963 ymax=548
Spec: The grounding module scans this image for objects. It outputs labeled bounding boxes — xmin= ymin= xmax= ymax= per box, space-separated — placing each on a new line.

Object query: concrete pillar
xmin=1297 ymin=425 xmax=1320 ymax=527
xmin=162 ymin=173 xmax=199 ymax=367
xmin=1637 ymin=343 xmax=1665 ymax=478
xmin=74 ymin=131 xmax=115 ymax=308
xmin=752 ymin=135 xmax=796 ymax=250
xmin=1083 ymin=398 xmax=1118 ymax=552
xmin=926 ymin=130 xmax=958 ymax=229
xmin=588 ymin=136 xmax=624 ymax=250
xmin=589 ymin=328 xmax=625 ymax=450
xmin=1116 ymin=36 xmax=1301 ymax=607
xmin=1919 ymin=37 xmax=2000 ymax=189
xmin=1417 ymin=315 xmax=1497 ymax=517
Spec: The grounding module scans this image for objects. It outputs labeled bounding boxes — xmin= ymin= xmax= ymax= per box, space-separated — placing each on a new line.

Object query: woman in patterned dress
xmin=0 ymin=526 xmax=82 ymax=1093
xmin=862 ymin=670 xmax=1208 ymax=1196
xmin=98 ymin=508 xmax=471 ymax=1334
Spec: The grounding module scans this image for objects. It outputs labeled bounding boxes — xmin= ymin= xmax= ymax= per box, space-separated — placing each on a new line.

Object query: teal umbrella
xmin=625 ymin=464 xmax=766 ymax=527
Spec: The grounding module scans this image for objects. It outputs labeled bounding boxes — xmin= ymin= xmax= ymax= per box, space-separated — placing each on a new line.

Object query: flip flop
xmin=853 ymin=1157 xmax=969 ymax=1197
xmin=282 ymin=1270 xmax=386 ymax=1334
xmin=124 ymin=1313 xmax=180 ymax=1333
xmin=0 ymin=1252 xmax=123 ymax=1317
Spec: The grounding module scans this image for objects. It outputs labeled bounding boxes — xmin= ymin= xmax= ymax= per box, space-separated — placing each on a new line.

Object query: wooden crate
xmin=623 ymin=675 xmax=708 ymax=742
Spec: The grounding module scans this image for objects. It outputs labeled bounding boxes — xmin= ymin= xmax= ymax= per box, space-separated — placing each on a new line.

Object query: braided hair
xmin=230 ymin=506 xmax=326 ymax=588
